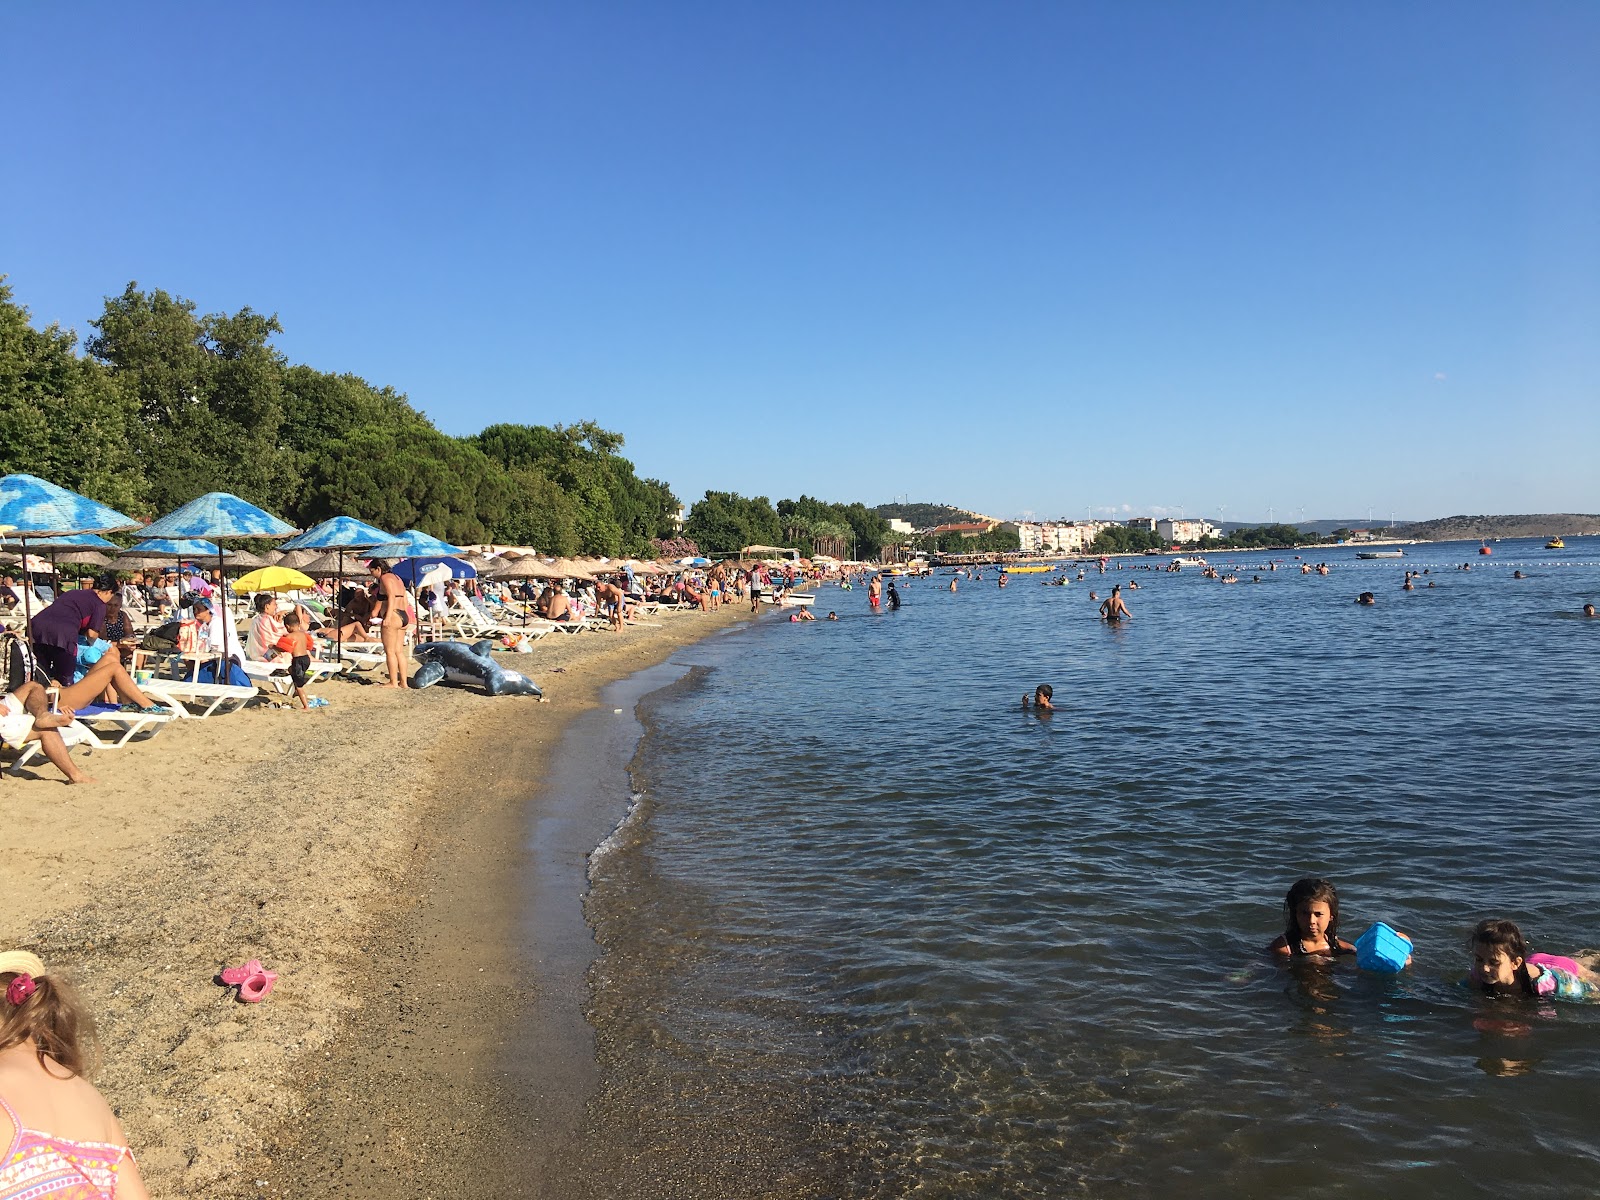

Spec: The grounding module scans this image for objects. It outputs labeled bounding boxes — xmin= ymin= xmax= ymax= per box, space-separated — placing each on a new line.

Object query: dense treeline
xmin=684 ymin=492 xmax=896 ymax=560
xmin=1091 ymin=526 xmax=1164 ymax=554
xmin=0 ymin=279 xmax=679 ymax=555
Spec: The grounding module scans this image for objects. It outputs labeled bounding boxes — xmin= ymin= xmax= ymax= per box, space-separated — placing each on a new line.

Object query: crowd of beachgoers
xmin=0 ymin=546 xmax=855 ymax=785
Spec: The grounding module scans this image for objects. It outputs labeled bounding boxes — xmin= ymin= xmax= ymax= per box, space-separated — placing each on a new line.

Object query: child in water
xmin=1467 ymin=919 xmax=1599 ymax=1001
xmin=1267 ymin=877 xmax=1356 ymax=959
xmin=1021 ymin=683 xmax=1054 ymax=711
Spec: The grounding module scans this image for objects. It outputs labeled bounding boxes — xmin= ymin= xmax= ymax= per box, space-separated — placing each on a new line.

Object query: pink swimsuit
xmin=0 ymin=1094 xmax=132 ymax=1199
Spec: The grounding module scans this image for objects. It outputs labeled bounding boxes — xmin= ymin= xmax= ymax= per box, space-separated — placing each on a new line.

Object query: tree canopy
xmin=0 ymin=278 xmax=679 ymax=554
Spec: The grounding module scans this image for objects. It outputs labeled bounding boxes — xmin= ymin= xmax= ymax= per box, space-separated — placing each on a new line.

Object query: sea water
xmin=576 ymin=539 xmax=1600 ymax=1199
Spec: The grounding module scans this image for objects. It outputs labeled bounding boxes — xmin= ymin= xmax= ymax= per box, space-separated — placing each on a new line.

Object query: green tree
xmin=85 ymin=282 xmax=297 ymax=516
xmin=0 ymin=279 xmax=147 ymax=513
xmin=684 ymin=491 xmax=782 ymax=555
xmin=471 ymin=421 xmax=678 ymax=556
xmin=1091 ymin=526 xmax=1164 ymax=554
xmin=300 ymin=424 xmax=507 ymax=543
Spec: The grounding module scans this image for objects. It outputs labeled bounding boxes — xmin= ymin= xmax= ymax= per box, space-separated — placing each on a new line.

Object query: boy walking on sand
xmin=274 ymin=611 xmax=319 ymax=710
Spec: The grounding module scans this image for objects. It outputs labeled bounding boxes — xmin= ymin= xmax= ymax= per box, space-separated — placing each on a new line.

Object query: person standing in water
xmin=868 ymin=574 xmax=882 ymax=611
xmin=1099 ymin=584 xmax=1131 ymax=622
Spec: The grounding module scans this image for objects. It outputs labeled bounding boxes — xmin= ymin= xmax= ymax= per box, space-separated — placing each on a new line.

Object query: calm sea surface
xmin=576 ymin=538 xmax=1600 ymax=1199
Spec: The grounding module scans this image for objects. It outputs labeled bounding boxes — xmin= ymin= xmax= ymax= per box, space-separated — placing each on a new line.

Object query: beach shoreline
xmin=0 ymin=603 xmax=753 ymax=1197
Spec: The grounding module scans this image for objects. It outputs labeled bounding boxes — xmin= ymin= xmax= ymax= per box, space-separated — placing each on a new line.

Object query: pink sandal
xmin=219 ymin=959 xmax=279 ymax=1003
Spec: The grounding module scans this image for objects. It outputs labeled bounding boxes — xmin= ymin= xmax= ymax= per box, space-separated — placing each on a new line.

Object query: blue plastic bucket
xmin=1355 ymin=922 xmax=1412 ymax=972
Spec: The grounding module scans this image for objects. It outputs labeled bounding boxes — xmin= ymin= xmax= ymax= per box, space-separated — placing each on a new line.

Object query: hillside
xmin=873 ymin=502 xmax=985 ymax=528
xmin=1390 ymin=514 xmax=1600 ymax=541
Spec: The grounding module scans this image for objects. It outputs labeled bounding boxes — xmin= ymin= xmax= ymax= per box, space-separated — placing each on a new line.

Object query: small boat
xmin=766 ymin=591 xmax=816 ymax=607
xmin=1546 ymin=537 xmax=1565 ymax=549
xmin=1356 ymin=550 xmax=1405 ymax=559
xmin=1170 ymin=557 xmax=1207 ymax=568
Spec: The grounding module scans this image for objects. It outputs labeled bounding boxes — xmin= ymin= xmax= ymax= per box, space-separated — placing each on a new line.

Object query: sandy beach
xmin=1 ymin=603 xmax=754 ymax=1197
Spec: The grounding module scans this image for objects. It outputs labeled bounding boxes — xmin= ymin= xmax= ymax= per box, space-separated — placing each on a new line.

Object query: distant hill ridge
xmin=1390 ymin=514 xmax=1600 ymax=541
xmin=873 ymin=502 xmax=991 ymax=528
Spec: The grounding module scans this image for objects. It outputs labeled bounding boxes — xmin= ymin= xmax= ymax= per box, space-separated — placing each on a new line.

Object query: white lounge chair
xmin=244 ymin=657 xmax=348 ymax=704
xmin=141 ymin=679 xmax=258 ymax=720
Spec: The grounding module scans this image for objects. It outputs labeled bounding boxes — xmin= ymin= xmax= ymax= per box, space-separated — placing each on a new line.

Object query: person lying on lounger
xmin=0 ymin=680 xmax=95 ymax=784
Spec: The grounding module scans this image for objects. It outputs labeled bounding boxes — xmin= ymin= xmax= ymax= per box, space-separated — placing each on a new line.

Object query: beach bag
xmin=198 ymin=658 xmax=251 ymax=688
xmin=2 ymin=631 xmax=49 ymax=692
xmin=177 ymin=619 xmax=201 ymax=654
xmin=142 ymin=621 xmax=181 ymax=652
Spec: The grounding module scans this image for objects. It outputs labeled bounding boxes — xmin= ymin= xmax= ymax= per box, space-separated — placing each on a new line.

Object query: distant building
xmin=1017 ymin=523 xmax=1043 ymax=552
xmin=1157 ymin=518 xmax=1217 ymax=545
xmin=931 ymin=521 xmax=995 ymax=538
xmin=886 ymin=518 xmax=915 ymax=535
xmin=1124 ymin=517 xmax=1157 ymax=532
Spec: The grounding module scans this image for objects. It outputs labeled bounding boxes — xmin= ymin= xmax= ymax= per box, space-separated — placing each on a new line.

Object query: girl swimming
xmin=1267 ymin=877 xmax=1356 ymax=959
xmin=1467 ymin=919 xmax=1598 ymax=1001
xmin=0 ymin=949 xmax=149 ymax=1197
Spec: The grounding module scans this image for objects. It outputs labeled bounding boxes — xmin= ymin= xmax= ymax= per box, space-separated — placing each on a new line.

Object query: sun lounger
xmin=71 ymin=703 xmax=178 ymax=747
xmin=140 ymin=679 xmax=258 ymax=719
xmin=6 ymin=722 xmax=92 ymax=775
xmin=244 ymin=658 xmax=348 ymax=703
xmin=6 ymin=706 xmax=174 ymax=773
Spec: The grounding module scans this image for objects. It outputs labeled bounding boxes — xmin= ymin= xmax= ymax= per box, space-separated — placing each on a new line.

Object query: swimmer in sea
xmin=1267 ymin=878 xmax=1357 ymax=960
xmin=1021 ymin=683 xmax=1054 ymax=711
xmin=1583 ymin=603 xmax=1596 ymax=617
xmin=1513 ymin=570 xmax=1525 ymax=579
xmin=1099 ymin=585 xmax=1131 ymax=621
xmin=1356 ymin=592 xmax=1376 ymax=605
xmin=826 ymin=610 xmax=838 ymax=620
xmin=1468 ymin=919 xmax=1599 ymax=1001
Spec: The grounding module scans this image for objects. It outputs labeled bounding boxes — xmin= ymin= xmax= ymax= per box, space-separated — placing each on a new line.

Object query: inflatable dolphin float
xmin=410 ymin=640 xmax=544 ymax=698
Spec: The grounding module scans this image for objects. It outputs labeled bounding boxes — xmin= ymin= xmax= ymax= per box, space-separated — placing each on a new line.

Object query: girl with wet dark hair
xmin=1267 ymin=878 xmax=1356 ymax=958
xmin=1468 ymin=919 xmax=1598 ymax=1001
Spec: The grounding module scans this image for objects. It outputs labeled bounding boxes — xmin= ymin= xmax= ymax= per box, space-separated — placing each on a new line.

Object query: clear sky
xmin=4 ymin=2 xmax=1597 ymax=523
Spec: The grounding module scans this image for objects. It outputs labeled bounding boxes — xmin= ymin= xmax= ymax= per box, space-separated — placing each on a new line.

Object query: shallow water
xmin=579 ymin=538 xmax=1600 ymax=1198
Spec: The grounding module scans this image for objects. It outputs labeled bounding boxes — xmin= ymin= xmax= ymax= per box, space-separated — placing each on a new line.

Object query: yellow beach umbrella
xmin=234 ymin=566 xmax=316 ymax=593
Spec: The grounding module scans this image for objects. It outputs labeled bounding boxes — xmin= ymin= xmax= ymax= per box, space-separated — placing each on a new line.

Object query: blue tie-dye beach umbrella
xmin=363 ymin=529 xmax=465 ymax=560
xmin=139 ymin=493 xmax=297 ymax=542
xmin=0 ymin=473 xmax=142 ymax=627
xmin=138 ymin=493 xmax=299 ymax=672
xmin=120 ymin=538 xmax=230 ymax=560
xmin=279 ymin=516 xmax=393 ymax=552
xmin=278 ymin=517 xmax=394 ymax=660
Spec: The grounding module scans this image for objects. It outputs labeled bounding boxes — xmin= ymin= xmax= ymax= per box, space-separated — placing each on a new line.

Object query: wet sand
xmin=0 ymin=603 xmax=752 ymax=1197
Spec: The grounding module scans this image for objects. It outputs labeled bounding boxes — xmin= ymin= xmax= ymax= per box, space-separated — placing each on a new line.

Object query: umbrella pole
xmin=20 ymin=535 xmax=32 ymax=638
xmin=218 ymin=545 xmax=230 ymax=679
xmin=335 ymin=548 xmax=344 ymax=665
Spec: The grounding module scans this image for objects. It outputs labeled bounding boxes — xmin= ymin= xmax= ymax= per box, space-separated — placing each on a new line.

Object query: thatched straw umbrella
xmin=552 ymin=557 xmax=594 ymax=582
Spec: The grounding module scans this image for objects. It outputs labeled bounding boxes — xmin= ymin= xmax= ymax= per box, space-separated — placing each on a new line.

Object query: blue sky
xmin=4 ymin=2 xmax=1597 ymax=523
